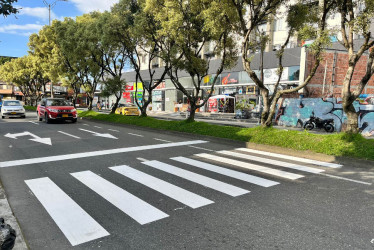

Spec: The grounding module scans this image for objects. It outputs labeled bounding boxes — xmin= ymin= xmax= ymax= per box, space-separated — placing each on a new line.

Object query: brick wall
xmin=305 ymin=50 xmax=374 ymax=97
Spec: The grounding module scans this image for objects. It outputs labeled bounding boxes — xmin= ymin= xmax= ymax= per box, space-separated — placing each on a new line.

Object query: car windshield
xmin=124 ymin=104 xmax=136 ymax=107
xmin=3 ymin=101 xmax=21 ymax=106
xmin=46 ymin=99 xmax=70 ymax=106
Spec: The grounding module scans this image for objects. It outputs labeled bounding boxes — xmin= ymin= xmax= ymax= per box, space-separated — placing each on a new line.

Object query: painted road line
xmin=94 ymin=126 xmax=102 ymax=129
xmin=0 ymin=140 xmax=208 ymax=168
xmin=108 ymin=129 xmax=119 ymax=132
xmin=110 ymin=166 xmax=214 ymax=208
xmin=171 ymin=157 xmax=279 ymax=187
xmin=25 ymin=177 xmax=109 ymax=246
xmin=128 ymin=133 xmax=144 ymax=137
xmin=153 ymin=138 xmax=172 ymax=143
xmin=83 ymin=124 xmax=89 ymax=126
xmin=71 ymin=171 xmax=168 ymax=225
xmin=137 ymin=158 xmax=149 ymax=162
xmin=318 ymin=173 xmax=372 ymax=186
xmin=236 ymin=148 xmax=342 ymax=168
xmin=58 ymin=131 xmax=81 ymax=139
xmin=195 ymin=154 xmax=303 ymax=180
xmin=218 ymin=150 xmax=324 ymax=174
xmin=28 ymin=121 xmax=39 ymax=125
xmin=188 ymin=146 xmax=214 ymax=152
xmin=142 ymin=161 xmax=249 ymax=197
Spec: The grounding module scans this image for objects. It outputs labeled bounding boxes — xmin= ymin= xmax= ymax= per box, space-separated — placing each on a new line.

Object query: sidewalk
xmin=0 ymin=181 xmax=28 ymax=249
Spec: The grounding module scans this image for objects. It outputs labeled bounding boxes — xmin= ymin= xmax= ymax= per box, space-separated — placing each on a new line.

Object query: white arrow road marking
xmin=28 ymin=121 xmax=39 ymax=125
xmin=78 ymin=128 xmax=118 ymax=139
xmin=4 ymin=132 xmax=52 ymax=145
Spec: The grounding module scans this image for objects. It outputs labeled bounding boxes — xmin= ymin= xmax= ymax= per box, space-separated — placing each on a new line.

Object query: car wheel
xmin=38 ymin=112 xmax=42 ymax=121
xmin=22 ymin=115 xmax=26 ymax=118
xmin=45 ymin=113 xmax=51 ymax=124
xmin=1 ymin=116 xmax=4 ymax=119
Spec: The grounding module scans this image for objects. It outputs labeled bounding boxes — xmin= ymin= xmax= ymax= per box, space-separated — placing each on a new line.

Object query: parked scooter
xmin=303 ymin=112 xmax=335 ymax=132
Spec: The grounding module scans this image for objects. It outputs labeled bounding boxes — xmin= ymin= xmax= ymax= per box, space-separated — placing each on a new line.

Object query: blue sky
xmin=0 ymin=0 xmax=119 ymax=57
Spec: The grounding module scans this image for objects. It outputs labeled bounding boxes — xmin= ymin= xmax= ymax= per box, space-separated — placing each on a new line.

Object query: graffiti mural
xmin=275 ymin=95 xmax=374 ymax=136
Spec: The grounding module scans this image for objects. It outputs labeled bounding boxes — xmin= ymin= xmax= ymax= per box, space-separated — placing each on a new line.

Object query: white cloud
xmin=17 ymin=6 xmax=58 ymax=21
xmin=70 ymin=0 xmax=119 ymax=13
xmin=0 ymin=24 xmax=43 ymax=36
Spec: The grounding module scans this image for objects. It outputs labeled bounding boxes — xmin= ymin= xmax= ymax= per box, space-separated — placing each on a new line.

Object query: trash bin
xmin=0 ymin=218 xmax=16 ymax=250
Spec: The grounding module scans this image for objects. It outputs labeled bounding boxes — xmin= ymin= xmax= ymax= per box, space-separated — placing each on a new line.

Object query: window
xmin=288 ymin=66 xmax=300 ymax=81
xmin=273 ymin=19 xmax=283 ymax=31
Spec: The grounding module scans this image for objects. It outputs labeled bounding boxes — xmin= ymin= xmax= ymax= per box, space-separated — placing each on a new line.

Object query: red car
xmin=37 ymin=98 xmax=77 ymax=123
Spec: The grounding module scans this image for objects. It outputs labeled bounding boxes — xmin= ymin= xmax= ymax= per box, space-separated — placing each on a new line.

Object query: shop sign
xmin=221 ymin=72 xmax=239 ymax=85
xmin=152 ymin=90 xmax=163 ymax=101
xmin=222 ymin=87 xmax=236 ymax=94
xmin=203 ymin=75 xmax=220 ymax=86
xmin=263 ymin=68 xmax=288 ymax=83
xmin=238 ymin=88 xmax=243 ymax=95
xmin=208 ymin=98 xmax=217 ymax=109
xmin=125 ymin=85 xmax=134 ymax=91
xmin=155 ymin=82 xmax=166 ymax=89
xmin=134 ymin=82 xmax=143 ymax=90
xmin=246 ymin=86 xmax=256 ymax=95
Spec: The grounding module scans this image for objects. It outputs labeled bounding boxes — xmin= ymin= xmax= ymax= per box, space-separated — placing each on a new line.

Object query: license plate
xmin=62 ymin=114 xmax=68 ymax=118
xmin=11 ymin=112 xmax=17 ymax=114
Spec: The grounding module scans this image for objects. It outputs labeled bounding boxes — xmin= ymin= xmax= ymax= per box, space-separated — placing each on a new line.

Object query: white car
xmin=1 ymin=100 xmax=26 ymax=119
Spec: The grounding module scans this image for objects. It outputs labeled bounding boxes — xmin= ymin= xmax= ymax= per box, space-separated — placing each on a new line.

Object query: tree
xmin=0 ymin=56 xmax=49 ymax=106
xmin=29 ymin=25 xmax=64 ymax=99
xmin=53 ymin=15 xmax=105 ymax=110
xmin=227 ymin=0 xmax=333 ymax=126
xmin=109 ymin=0 xmax=174 ymax=117
xmin=88 ymin=11 xmax=128 ymax=114
xmin=146 ymin=0 xmax=237 ymax=121
xmin=335 ymin=0 xmax=374 ymax=133
xmin=0 ymin=0 xmax=18 ymax=17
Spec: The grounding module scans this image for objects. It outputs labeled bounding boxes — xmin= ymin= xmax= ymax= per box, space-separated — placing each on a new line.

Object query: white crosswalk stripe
xmin=217 ymin=150 xmax=324 ymax=174
xmin=110 ymin=165 xmax=214 ymax=208
xmin=25 ymin=149 xmax=339 ymax=245
xmin=71 ymin=171 xmax=169 ymax=225
xmin=236 ymin=148 xmax=342 ymax=168
xmin=25 ymin=177 xmax=109 ymax=246
xmin=142 ymin=160 xmax=250 ymax=197
xmin=171 ymin=157 xmax=279 ymax=187
xmin=195 ymin=154 xmax=304 ymax=180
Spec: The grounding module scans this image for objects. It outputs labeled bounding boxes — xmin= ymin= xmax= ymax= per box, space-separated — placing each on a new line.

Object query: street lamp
xmin=42 ymin=0 xmax=68 ymax=98
xmin=43 ymin=0 xmax=68 ymax=26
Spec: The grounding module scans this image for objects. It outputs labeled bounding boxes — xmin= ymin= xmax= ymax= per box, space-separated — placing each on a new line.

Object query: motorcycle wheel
xmin=324 ymin=123 xmax=334 ymax=133
xmin=304 ymin=122 xmax=314 ymax=130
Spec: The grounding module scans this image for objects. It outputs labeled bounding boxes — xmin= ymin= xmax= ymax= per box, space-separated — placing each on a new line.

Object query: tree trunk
xmin=110 ymin=95 xmax=121 ymax=114
xmin=187 ymin=102 xmax=197 ymax=122
xmin=343 ymin=100 xmax=359 ymax=133
xmin=260 ymin=89 xmax=271 ymax=126
xmin=87 ymin=95 xmax=93 ymax=110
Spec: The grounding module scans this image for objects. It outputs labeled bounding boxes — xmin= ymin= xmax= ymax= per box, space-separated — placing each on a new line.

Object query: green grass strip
xmin=24 ymin=105 xmax=37 ymax=111
xmin=78 ymin=110 xmax=374 ymax=161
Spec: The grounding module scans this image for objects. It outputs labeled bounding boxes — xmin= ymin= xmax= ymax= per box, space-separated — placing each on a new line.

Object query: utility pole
xmin=42 ymin=0 xmax=68 ymax=98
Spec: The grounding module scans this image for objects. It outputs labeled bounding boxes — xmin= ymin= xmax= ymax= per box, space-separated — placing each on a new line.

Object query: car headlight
xmin=48 ymin=109 xmax=59 ymax=113
xmin=71 ymin=109 xmax=76 ymax=112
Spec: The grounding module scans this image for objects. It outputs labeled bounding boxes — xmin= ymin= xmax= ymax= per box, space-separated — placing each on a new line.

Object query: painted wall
xmin=275 ymin=95 xmax=374 ymax=136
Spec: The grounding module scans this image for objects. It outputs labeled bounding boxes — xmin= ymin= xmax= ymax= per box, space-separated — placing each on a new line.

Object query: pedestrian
xmin=97 ymin=101 xmax=101 ymax=110
xmin=111 ymin=100 xmax=114 ymax=108
xmin=101 ymin=101 xmax=105 ymax=110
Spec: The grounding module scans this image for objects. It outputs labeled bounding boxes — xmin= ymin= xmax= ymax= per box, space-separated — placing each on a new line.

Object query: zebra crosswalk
xmin=24 ymin=148 xmax=342 ymax=246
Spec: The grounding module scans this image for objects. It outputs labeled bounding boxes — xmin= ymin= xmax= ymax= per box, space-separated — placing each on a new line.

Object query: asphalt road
xmin=1 ymin=112 xmax=374 ymax=249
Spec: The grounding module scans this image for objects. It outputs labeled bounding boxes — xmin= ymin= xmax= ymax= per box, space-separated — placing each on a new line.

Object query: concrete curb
xmin=0 ymin=181 xmax=28 ymax=249
xmin=245 ymin=142 xmax=374 ymax=169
